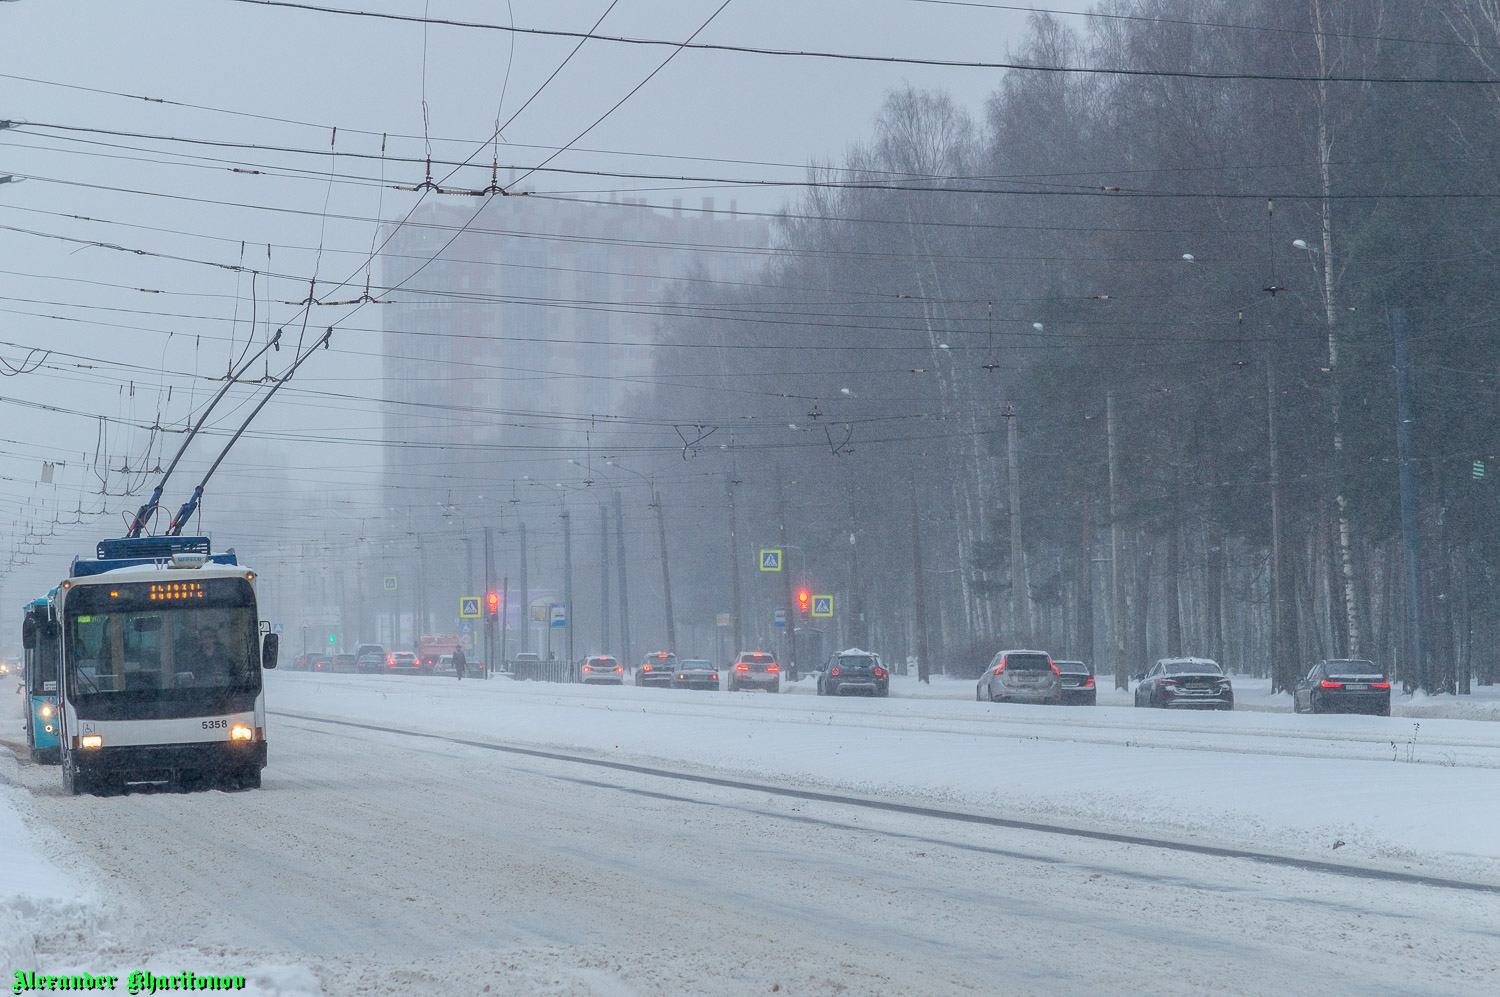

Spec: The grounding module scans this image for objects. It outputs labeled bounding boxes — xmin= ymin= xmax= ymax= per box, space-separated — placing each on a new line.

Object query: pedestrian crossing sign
xmin=459 ymin=596 xmax=481 ymax=619
xmin=759 ymin=549 xmax=782 ymax=571
xmin=812 ymin=595 xmax=833 ymax=617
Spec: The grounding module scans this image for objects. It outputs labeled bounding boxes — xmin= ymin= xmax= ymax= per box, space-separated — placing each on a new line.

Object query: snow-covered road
xmin=3 ymin=672 xmax=1499 ymax=995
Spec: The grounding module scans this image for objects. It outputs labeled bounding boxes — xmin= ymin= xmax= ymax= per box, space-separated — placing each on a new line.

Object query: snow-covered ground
xmin=3 ymin=669 xmax=1499 ymax=996
xmin=266 ymin=669 xmax=1500 ymax=883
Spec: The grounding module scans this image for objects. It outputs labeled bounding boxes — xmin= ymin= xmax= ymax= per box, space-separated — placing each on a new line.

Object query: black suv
xmin=817 ymin=650 xmax=888 ymax=697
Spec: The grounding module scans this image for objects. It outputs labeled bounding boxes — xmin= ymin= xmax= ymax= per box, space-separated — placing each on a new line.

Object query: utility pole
xmin=1268 ymin=359 xmax=1293 ymax=693
xmin=483 ymin=526 xmax=494 ymax=671
xmin=518 ymin=520 xmax=529 ymax=654
xmin=1107 ymin=391 xmax=1126 ymax=690
xmin=562 ymin=506 xmax=574 ymax=665
xmin=777 ymin=476 xmax=797 ymax=678
xmin=911 ymin=477 xmax=930 ymax=683
xmin=599 ymin=505 xmax=610 ymax=655
xmin=1005 ymin=403 xmax=1027 ymax=644
xmin=1393 ymin=308 xmax=1426 ymax=692
xmin=654 ymin=487 xmax=677 ymax=654
xmin=499 ymin=574 xmax=509 ymax=671
xmin=726 ymin=470 xmax=743 ymax=656
xmin=614 ymin=490 xmax=632 ymax=665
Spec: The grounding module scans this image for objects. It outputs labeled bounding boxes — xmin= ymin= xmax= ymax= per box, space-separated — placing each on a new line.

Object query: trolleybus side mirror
xmin=43 ymin=620 xmax=60 ymax=641
xmin=21 ymin=613 xmax=36 ymax=650
xmin=262 ymin=633 xmax=280 ymax=670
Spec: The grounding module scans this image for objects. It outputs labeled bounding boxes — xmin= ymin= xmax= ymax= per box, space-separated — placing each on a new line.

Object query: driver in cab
xmin=193 ymin=627 xmax=236 ymax=684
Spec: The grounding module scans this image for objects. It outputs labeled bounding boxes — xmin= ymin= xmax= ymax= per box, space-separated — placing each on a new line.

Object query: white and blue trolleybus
xmin=56 ymin=536 xmax=278 ymax=794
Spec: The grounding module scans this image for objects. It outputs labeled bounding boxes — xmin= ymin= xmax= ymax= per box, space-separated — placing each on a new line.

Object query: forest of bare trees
xmin=633 ymin=0 xmax=1500 ymax=693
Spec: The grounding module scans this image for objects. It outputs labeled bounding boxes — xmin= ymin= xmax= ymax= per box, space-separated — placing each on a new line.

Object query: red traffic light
xmin=486 ymin=591 xmax=500 ymax=614
xmin=797 ymin=589 xmax=810 ymax=612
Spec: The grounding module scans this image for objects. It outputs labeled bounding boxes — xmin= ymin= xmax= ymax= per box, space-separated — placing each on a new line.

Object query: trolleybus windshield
xmin=64 ymin=578 xmax=260 ymax=718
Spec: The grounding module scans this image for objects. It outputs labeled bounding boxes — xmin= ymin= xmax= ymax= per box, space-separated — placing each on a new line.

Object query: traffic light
xmin=797 ymin=589 xmax=810 ymax=615
xmin=486 ymin=591 xmax=500 ymax=615
xmin=328 ymin=634 xmax=335 ymax=644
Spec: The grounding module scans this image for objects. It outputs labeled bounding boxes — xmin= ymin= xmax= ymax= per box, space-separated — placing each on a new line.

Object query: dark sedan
xmin=1292 ymin=659 xmax=1391 ymax=716
xmin=1055 ymin=660 xmax=1096 ymax=705
xmin=1134 ymin=657 xmax=1233 ymax=710
xmin=817 ymin=650 xmax=889 ymax=697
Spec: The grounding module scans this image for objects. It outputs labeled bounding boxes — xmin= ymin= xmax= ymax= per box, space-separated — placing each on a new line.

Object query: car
xmin=817 ymin=648 xmax=888 ymax=697
xmin=729 ymin=651 xmax=779 ymax=693
xmin=976 ymin=650 xmax=1061 ymax=704
xmin=1292 ymin=659 xmax=1391 ymax=716
xmin=1055 ymin=660 xmax=1097 ymax=705
xmin=671 ymin=659 xmax=719 ymax=690
xmin=636 ymin=652 xmax=677 ymax=687
xmin=354 ymin=643 xmax=386 ymax=675
xmin=387 ymin=651 xmax=420 ymax=674
xmin=510 ymin=651 xmax=542 ymax=680
xmin=332 ymin=653 xmax=357 ymax=673
xmin=291 ymin=653 xmax=315 ymax=671
xmin=307 ymin=654 xmax=333 ymax=672
xmin=578 ymin=655 xmax=625 ymax=684
xmin=1134 ymin=657 xmax=1233 ymax=710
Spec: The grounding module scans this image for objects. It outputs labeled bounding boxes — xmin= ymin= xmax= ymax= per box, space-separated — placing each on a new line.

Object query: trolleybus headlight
xmin=80 ymin=735 xmax=102 ymax=749
xmin=230 ymin=725 xmax=253 ymax=741
xmin=39 ymin=704 xmax=53 ymax=718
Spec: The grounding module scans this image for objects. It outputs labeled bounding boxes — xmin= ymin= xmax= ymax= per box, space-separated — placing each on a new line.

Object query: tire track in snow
xmin=274 ymin=710 xmax=1500 ymax=896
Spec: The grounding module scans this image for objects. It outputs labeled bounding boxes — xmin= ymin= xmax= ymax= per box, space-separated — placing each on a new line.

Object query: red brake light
xmin=657 ymin=654 xmax=669 ymax=658
xmin=831 ymin=666 xmax=840 ymax=676
xmin=1320 ymin=680 xmax=1343 ymax=689
xmin=1370 ymin=681 xmax=1391 ymax=689
xmin=1084 ymin=677 xmax=1095 ymax=687
xmin=874 ymin=667 xmax=887 ymax=677
xmin=643 ymin=665 xmax=653 ymax=672
xmin=993 ymin=665 xmax=1003 ymax=675
xmin=387 ymin=654 xmax=394 ymax=663
xmin=767 ymin=664 xmax=778 ymax=672
xmin=736 ymin=664 xmax=749 ymax=672
xmin=583 ymin=665 xmax=592 ymax=672
xmin=615 ymin=666 xmax=623 ymax=672
xmin=1051 ymin=662 xmax=1060 ymax=674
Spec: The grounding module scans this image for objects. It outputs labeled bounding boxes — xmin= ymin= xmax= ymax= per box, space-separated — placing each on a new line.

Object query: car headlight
xmin=230 ymin=725 xmax=254 ymax=741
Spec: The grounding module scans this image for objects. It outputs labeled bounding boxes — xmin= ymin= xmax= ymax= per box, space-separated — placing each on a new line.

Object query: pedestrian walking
xmin=452 ymin=644 xmax=467 ymax=680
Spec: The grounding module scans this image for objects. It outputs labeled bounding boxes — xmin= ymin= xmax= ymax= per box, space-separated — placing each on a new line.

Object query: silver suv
xmin=976 ymin=650 xmax=1061 ymax=704
xmin=729 ymin=651 xmax=779 ymax=693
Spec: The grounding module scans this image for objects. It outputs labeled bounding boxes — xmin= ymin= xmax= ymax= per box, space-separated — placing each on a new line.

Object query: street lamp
xmin=525 ymin=477 xmax=573 ymax=666
xmin=608 ymin=460 xmax=676 ymax=654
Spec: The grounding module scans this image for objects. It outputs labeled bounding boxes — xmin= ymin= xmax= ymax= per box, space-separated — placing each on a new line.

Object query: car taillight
xmin=387 ymin=654 xmax=395 ymax=663
xmin=1160 ymin=678 xmax=1178 ymax=686
xmin=874 ymin=668 xmax=886 ymax=677
xmin=1320 ymin=680 xmax=1343 ymax=689
xmin=993 ymin=666 xmax=1003 ymax=675
xmin=643 ymin=665 xmax=653 ymax=672
xmin=614 ymin=666 xmax=623 ymax=672
xmin=736 ymin=664 xmax=749 ymax=672
xmin=767 ymin=664 xmax=779 ymax=672
xmin=1050 ymin=662 xmax=1060 ymax=674
xmin=583 ymin=665 xmax=592 ymax=672
xmin=1370 ymin=681 xmax=1391 ymax=689
xmin=831 ymin=666 xmax=840 ymax=676
xmin=1084 ymin=677 xmax=1094 ymax=687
